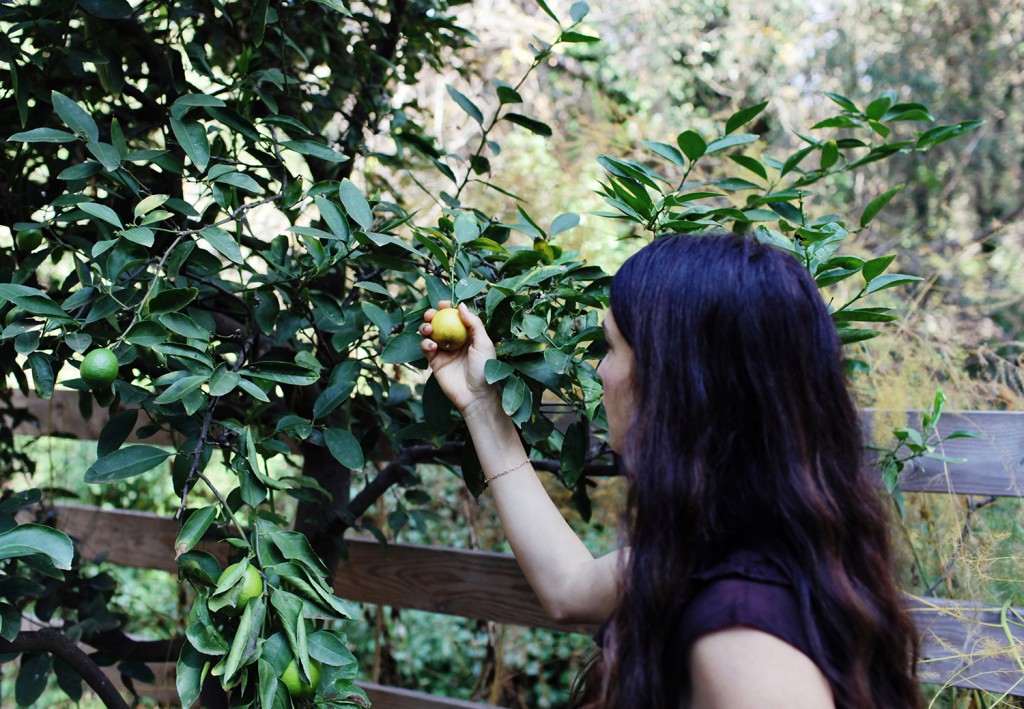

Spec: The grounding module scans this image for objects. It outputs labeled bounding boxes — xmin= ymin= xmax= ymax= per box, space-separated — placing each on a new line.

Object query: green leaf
xmin=725 ymin=101 xmax=768 ymax=135
xmin=135 ymin=194 xmax=169 ymax=218
xmin=120 ymin=226 xmax=155 ymax=247
xmin=496 ymin=85 xmax=523 ymax=105
xmin=78 ymin=202 xmax=123 ymax=229
xmin=822 ymin=91 xmax=858 ymax=112
xmin=87 ymin=141 xmax=121 ymax=171
xmin=560 ymin=30 xmax=600 ymax=43
xmin=149 ymin=287 xmax=199 ymax=314
xmin=706 ymin=133 xmax=759 ymax=154
xmin=201 ymin=226 xmax=244 ymax=264
xmin=361 ymin=301 xmax=393 ymax=340
xmin=308 ymin=630 xmax=358 ymax=670
xmin=79 ymin=0 xmax=132 ymax=18
xmin=7 ymin=127 xmax=78 ymax=143
xmin=820 ymin=140 xmax=839 ymax=170
xmin=97 ymin=408 xmax=139 ymax=457
xmin=339 ymin=179 xmax=373 ymax=230
xmin=502 ymin=376 xmax=527 ymax=416
xmin=52 ymin=91 xmax=99 ymax=142
xmin=484 ymin=359 xmax=514 ymax=384
xmin=0 ymin=524 xmax=74 ymax=569
xmin=176 ymin=641 xmax=206 ymax=709
xmin=865 ymin=93 xmax=894 ymax=121
xmin=0 ymin=284 xmax=70 ymax=320
xmin=831 ymin=308 xmax=898 ymax=323
xmin=124 ymin=320 xmax=167 ymax=346
xmin=640 ymin=140 xmax=686 ymax=168
xmin=16 ymin=653 xmax=52 ymax=707
xmin=864 ymin=273 xmax=923 ymax=295
xmin=282 ymin=139 xmax=347 ymax=162
xmin=381 ymin=332 xmax=425 ymax=365
xmin=837 ymin=328 xmax=882 ymax=345
xmin=570 ymin=1 xmax=589 ymax=22
xmin=176 ymin=506 xmax=218 ymax=555
xmin=560 ymin=421 xmax=587 ymax=485
xmin=533 ymin=0 xmax=560 ymax=23
xmin=250 ymin=0 xmax=270 ymax=45
xmin=54 ymin=658 xmax=83 ymax=702
xmin=244 ymin=361 xmax=319 ymax=386
xmin=28 ymin=352 xmax=54 ymax=399
xmin=315 ymin=196 xmax=350 ymax=240
xmin=155 ymin=375 xmax=207 ymax=405
xmin=550 ymin=212 xmax=580 ymax=236
xmin=676 ymin=130 xmax=706 ymax=160
xmin=862 ymin=255 xmax=896 ymax=283
xmin=503 ymin=113 xmax=552 ymax=137
xmin=160 ymin=312 xmax=211 ymax=341
xmin=454 ymin=211 xmax=480 ymax=244
xmin=324 ymin=428 xmax=364 ymax=470
xmin=860 ymin=184 xmax=905 ymax=228
xmin=85 ymin=445 xmax=172 ymax=484
xmin=446 ymin=85 xmax=484 ymax=125
xmin=213 ymin=171 xmax=262 ymax=193
xmin=170 ymin=118 xmax=210 ymax=172
xmin=727 ymin=154 xmax=767 ymax=180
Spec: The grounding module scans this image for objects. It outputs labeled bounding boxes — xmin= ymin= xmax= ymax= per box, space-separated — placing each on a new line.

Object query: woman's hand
xmin=419 ymin=301 xmax=500 ymax=415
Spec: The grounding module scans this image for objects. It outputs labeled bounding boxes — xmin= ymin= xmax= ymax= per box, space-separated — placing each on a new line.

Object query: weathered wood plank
xmin=45 ymin=505 xmax=1024 ymax=696
xmin=10 ymin=389 xmax=174 ymax=446
xmin=359 ymin=682 xmax=506 ymax=709
xmin=863 ymin=409 xmax=1024 ymax=497
xmin=910 ymin=595 xmax=1024 ymax=696
xmin=335 ymin=537 xmax=592 ymax=635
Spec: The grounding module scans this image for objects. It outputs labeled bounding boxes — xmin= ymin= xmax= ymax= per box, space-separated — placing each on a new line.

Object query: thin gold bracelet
xmin=484 ymin=458 xmax=530 ymax=486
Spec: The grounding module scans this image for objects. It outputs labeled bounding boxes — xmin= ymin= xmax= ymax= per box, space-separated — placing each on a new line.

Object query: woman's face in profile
xmin=597 ymin=310 xmax=635 ymax=452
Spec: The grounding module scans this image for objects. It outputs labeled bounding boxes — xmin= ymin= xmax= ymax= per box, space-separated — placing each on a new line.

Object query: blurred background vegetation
xmin=4 ymin=0 xmax=1022 ymax=706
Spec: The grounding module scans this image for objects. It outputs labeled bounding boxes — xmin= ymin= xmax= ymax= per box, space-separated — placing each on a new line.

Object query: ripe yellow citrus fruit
xmin=430 ymin=307 xmax=468 ymax=351
xmin=217 ymin=562 xmax=264 ymax=611
xmin=281 ymin=658 xmax=321 ymax=698
xmin=80 ymin=348 xmax=119 ymax=388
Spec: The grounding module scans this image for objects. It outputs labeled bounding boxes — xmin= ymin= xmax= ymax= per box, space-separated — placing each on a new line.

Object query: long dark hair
xmin=575 ymin=233 xmax=920 ymax=708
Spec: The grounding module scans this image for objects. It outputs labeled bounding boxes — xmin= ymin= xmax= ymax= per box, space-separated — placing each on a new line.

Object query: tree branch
xmin=0 ymin=629 xmax=130 ymax=709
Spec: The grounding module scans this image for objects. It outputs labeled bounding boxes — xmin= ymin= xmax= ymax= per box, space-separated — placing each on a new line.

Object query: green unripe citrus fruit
xmin=430 ymin=307 xmax=468 ymax=351
xmin=16 ymin=229 xmax=43 ymax=253
xmin=217 ymin=562 xmax=264 ymax=610
xmin=280 ymin=658 xmax=321 ymax=698
xmin=3 ymin=306 xmax=26 ymax=327
xmin=80 ymin=348 xmax=119 ymax=388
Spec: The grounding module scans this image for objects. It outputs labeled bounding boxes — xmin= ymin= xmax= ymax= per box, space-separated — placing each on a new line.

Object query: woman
xmin=418 ymin=233 xmax=921 ymax=708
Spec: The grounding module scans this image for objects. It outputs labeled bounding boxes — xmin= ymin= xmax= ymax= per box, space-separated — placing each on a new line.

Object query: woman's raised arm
xmin=420 ymin=302 xmax=623 ymax=625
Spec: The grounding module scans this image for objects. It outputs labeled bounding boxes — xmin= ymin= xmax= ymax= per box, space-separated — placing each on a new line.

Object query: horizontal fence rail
xmin=39 ymin=504 xmax=1024 ymax=699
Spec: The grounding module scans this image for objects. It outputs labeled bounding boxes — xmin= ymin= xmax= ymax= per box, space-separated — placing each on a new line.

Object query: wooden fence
xmin=9 ymin=392 xmax=1024 ymax=706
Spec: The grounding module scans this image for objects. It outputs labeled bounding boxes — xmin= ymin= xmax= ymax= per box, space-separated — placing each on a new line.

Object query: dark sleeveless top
xmin=673 ymin=548 xmax=820 ymax=662
xmin=595 ymin=548 xmax=834 ymax=704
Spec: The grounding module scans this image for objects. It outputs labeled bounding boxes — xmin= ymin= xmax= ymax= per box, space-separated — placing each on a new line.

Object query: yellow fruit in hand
xmin=430 ymin=307 xmax=468 ymax=351
xmin=217 ymin=562 xmax=264 ymax=610
xmin=80 ymin=348 xmax=119 ymax=389
xmin=281 ymin=658 xmax=321 ymax=698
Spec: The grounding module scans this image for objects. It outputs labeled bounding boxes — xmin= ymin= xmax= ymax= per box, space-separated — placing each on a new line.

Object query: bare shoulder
xmin=688 ymin=627 xmax=835 ymax=709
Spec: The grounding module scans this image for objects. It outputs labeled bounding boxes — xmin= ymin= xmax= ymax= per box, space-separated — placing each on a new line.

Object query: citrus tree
xmin=0 ymin=0 xmax=606 ymax=705
xmin=0 ymin=0 xmax=981 ymax=706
